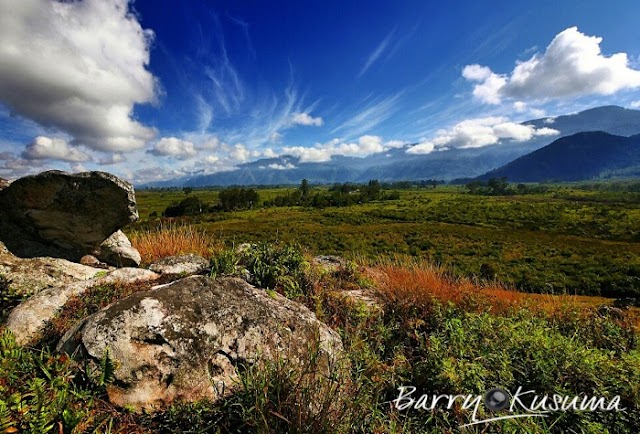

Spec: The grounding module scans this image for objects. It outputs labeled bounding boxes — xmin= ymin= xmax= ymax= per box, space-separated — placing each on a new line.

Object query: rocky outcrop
xmin=58 ymin=276 xmax=344 ymax=410
xmin=0 ymin=241 xmax=102 ymax=297
xmin=0 ymin=177 xmax=9 ymax=191
xmin=94 ymin=230 xmax=141 ymax=267
xmin=148 ymin=254 xmax=209 ymax=276
xmin=0 ymin=171 xmax=138 ymax=261
xmin=5 ymin=267 xmax=160 ymax=346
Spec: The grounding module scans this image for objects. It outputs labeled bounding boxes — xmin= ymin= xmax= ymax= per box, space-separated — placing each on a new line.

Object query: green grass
xmin=131 ymin=185 xmax=640 ymax=297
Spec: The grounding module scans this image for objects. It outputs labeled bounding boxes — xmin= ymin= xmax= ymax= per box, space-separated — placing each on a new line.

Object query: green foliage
xmin=164 ymin=195 xmax=206 ymax=217
xmin=241 ymin=243 xmax=309 ymax=297
xmin=209 ymin=248 xmax=240 ymax=278
xmin=0 ymin=329 xmax=96 ymax=433
xmin=218 ymin=187 xmax=259 ymax=211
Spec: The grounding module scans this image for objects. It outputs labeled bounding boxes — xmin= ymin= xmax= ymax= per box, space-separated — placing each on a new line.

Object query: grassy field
xmin=3 ymin=183 xmax=640 ymax=433
xmin=131 ymin=185 xmax=640 ymax=298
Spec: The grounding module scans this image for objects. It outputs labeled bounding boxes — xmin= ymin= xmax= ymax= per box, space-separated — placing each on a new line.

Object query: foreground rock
xmin=148 ymin=254 xmax=209 ymax=276
xmin=0 ymin=241 xmax=102 ymax=297
xmin=58 ymin=276 xmax=344 ymax=410
xmin=94 ymin=230 xmax=141 ymax=267
xmin=0 ymin=171 xmax=138 ymax=261
xmin=5 ymin=268 xmax=160 ymax=346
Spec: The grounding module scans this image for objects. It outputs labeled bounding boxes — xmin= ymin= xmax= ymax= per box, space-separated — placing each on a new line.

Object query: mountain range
xmin=141 ymin=105 xmax=640 ymax=188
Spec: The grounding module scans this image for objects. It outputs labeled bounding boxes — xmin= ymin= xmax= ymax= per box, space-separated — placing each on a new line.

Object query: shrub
xmin=241 ymin=243 xmax=309 ymax=297
xmin=209 ymin=248 xmax=240 ymax=279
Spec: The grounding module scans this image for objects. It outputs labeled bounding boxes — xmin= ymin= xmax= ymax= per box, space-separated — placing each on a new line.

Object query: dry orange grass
xmin=363 ymin=255 xmax=596 ymax=316
xmin=128 ymin=223 xmax=219 ymax=264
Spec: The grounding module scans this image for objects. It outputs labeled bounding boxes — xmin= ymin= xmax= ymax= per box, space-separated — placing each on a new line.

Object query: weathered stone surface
xmin=58 ymin=276 xmax=344 ymax=410
xmin=5 ymin=267 xmax=160 ymax=346
xmin=148 ymin=254 xmax=209 ymax=276
xmin=0 ymin=241 xmax=102 ymax=297
xmin=0 ymin=177 xmax=9 ymax=191
xmin=0 ymin=170 xmax=138 ymax=261
xmin=313 ymin=255 xmax=348 ymax=274
xmin=95 ymin=230 xmax=141 ymax=267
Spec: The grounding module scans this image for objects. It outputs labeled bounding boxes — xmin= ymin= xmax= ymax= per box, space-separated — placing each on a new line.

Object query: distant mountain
xmin=140 ymin=105 xmax=640 ymax=188
xmin=476 ymin=131 xmax=640 ymax=182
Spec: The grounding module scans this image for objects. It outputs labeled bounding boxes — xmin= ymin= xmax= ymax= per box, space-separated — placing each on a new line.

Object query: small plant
xmin=241 ymin=242 xmax=309 ymax=296
xmin=209 ymin=248 xmax=240 ymax=278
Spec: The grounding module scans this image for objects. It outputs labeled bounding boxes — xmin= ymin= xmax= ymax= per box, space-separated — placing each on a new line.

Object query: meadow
xmin=3 ymin=181 xmax=640 ymax=433
xmin=133 ymin=183 xmax=640 ymax=298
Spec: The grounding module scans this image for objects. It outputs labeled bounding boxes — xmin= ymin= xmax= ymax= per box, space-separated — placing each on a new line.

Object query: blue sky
xmin=1 ymin=0 xmax=640 ymax=183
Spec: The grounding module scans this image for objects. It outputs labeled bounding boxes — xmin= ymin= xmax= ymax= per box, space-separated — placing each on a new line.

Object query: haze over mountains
xmin=142 ymin=106 xmax=640 ymax=187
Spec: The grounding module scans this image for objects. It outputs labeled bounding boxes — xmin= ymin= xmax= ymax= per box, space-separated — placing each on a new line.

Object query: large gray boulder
xmin=58 ymin=276 xmax=344 ymax=410
xmin=5 ymin=267 xmax=160 ymax=346
xmin=0 ymin=171 xmax=138 ymax=261
xmin=94 ymin=230 xmax=141 ymax=267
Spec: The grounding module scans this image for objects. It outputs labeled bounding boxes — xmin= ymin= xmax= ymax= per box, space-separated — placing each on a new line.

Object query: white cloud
xmin=464 ymin=27 xmax=640 ymax=104
xmin=227 ymin=144 xmax=262 ymax=162
xmin=149 ymin=137 xmax=197 ymax=159
xmin=291 ymin=112 xmax=324 ymax=127
xmin=383 ymin=140 xmax=407 ymax=149
xmin=283 ymin=135 xmax=387 ymax=162
xmin=268 ymin=163 xmax=296 ymax=170
xmin=269 ymin=132 xmax=283 ymax=143
xmin=462 ymin=64 xmax=493 ymax=81
xmin=0 ymin=0 xmax=157 ymax=152
xmin=359 ymin=29 xmax=395 ymax=77
xmin=629 ymin=100 xmax=640 ymax=109
xmin=262 ymin=148 xmax=277 ymax=158
xmin=197 ymin=136 xmax=222 ymax=150
xmin=407 ymin=117 xmax=560 ymax=154
xmin=70 ymin=162 xmax=87 ymax=173
xmin=22 ymin=136 xmax=90 ymax=162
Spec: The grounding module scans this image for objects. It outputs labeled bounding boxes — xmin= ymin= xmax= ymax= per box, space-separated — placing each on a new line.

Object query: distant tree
xmin=465 ymin=181 xmax=484 ymax=194
xmin=299 ymin=179 xmax=310 ymax=198
xmin=218 ymin=187 xmax=259 ymax=211
xmin=183 ymin=187 xmax=194 ymax=195
xmin=164 ymin=196 xmax=204 ymax=217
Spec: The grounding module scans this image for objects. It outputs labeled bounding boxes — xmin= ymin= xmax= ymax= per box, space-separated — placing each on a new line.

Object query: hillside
xmin=141 ymin=106 xmax=640 ymax=188
xmin=477 ymin=131 xmax=640 ymax=182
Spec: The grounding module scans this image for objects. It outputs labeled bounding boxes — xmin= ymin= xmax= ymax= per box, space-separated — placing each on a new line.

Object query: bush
xmin=241 ymin=243 xmax=309 ymax=297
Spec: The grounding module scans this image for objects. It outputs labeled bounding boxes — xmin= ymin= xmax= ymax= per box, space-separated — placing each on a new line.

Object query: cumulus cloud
xmin=407 ymin=117 xmax=560 ymax=155
xmin=22 ymin=136 xmax=90 ymax=162
xmin=464 ymin=27 xmax=640 ymax=104
xmin=148 ymin=137 xmax=197 ymax=159
xmin=290 ymin=112 xmax=324 ymax=127
xmin=0 ymin=0 xmax=157 ymax=152
xmin=283 ymin=135 xmax=394 ymax=163
xmin=629 ymin=100 xmax=640 ymax=109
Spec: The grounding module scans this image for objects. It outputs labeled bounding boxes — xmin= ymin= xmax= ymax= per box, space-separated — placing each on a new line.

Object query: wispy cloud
xmin=359 ymin=29 xmax=396 ymax=77
xmin=331 ymin=91 xmax=404 ymax=138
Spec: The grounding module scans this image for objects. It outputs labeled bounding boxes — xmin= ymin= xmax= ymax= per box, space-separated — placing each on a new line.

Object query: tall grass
xmin=128 ymin=223 xmax=219 ymax=264
xmin=363 ymin=255 xmax=596 ymax=316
